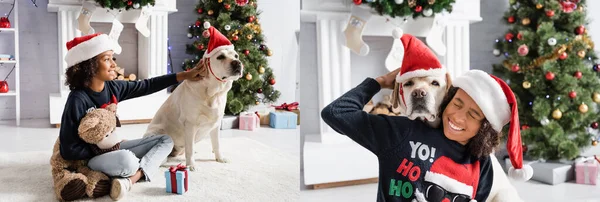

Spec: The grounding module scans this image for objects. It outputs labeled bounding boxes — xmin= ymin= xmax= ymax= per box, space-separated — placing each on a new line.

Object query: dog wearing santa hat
xmin=144 ymin=26 xmax=243 ymax=171
xmin=388 ymin=28 xmax=451 ymax=128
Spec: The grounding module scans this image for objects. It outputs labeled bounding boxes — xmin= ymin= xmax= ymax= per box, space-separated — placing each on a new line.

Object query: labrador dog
xmin=143 ymin=49 xmax=243 ymax=171
xmin=390 ymin=73 xmax=452 ymax=128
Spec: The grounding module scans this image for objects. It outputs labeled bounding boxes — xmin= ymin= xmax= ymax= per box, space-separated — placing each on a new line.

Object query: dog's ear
xmin=391 ymin=83 xmax=406 ymax=114
xmin=445 ymin=72 xmax=453 ymax=91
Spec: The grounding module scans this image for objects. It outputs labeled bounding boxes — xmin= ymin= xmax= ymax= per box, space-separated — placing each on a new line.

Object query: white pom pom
xmin=508 ymin=164 xmax=534 ymax=181
xmin=203 ymin=21 xmax=211 ymax=29
xmin=470 ymin=200 xmax=477 ymax=202
xmin=392 ymin=28 xmax=404 ymax=39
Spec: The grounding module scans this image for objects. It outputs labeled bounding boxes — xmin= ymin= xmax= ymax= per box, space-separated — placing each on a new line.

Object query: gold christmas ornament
xmin=593 ymin=92 xmax=600 ymax=103
xmin=208 ymin=10 xmax=214 ymax=15
xmin=522 ymin=81 xmax=531 ymax=89
xmin=408 ymin=0 xmax=416 ymax=7
xmin=267 ymin=50 xmax=273 ymax=56
xmin=428 ymin=0 xmax=435 ymax=4
xmin=536 ymin=3 xmax=543 ymax=9
xmin=246 ymin=34 xmax=253 ymax=40
xmin=579 ymin=103 xmax=589 ymax=113
xmin=593 ymin=140 xmax=598 ymax=146
xmin=552 ymin=109 xmax=562 ymax=119
xmin=258 ymin=66 xmax=265 ymax=74
xmin=245 ymin=73 xmax=253 ymax=80
xmin=522 ymin=18 xmax=530 ymax=25
xmin=578 ymin=50 xmax=586 ymax=58
xmin=234 ymin=30 xmax=239 ymax=35
xmin=255 ymin=101 xmax=260 ymax=105
xmin=218 ymin=0 xmax=223 ymax=2
xmin=578 ymin=6 xmax=584 ymax=12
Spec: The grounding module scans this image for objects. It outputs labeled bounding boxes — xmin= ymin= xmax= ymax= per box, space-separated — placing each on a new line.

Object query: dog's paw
xmin=187 ymin=164 xmax=197 ymax=171
xmin=216 ymin=157 xmax=229 ymax=163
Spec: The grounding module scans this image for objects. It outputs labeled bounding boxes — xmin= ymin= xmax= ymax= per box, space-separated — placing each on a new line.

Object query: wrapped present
xmin=273 ymin=102 xmax=300 ymax=125
xmin=256 ymin=107 xmax=276 ymax=125
xmin=239 ymin=112 xmax=260 ymax=131
xmin=269 ymin=111 xmax=297 ymax=129
xmin=220 ymin=115 xmax=239 ymax=130
xmin=165 ymin=164 xmax=189 ymax=194
xmin=575 ymin=156 xmax=600 ymax=185
xmin=505 ymin=158 xmax=574 ymax=185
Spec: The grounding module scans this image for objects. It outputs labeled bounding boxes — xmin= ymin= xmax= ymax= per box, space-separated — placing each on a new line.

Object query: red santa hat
xmin=452 ymin=69 xmax=534 ymax=181
xmin=391 ymin=29 xmax=445 ymax=84
xmin=64 ymin=33 xmax=122 ymax=67
xmin=203 ymin=26 xmax=235 ymax=58
xmin=424 ymin=156 xmax=479 ymax=202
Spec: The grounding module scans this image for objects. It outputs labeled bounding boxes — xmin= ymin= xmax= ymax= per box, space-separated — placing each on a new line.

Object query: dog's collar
xmin=203 ymin=58 xmax=226 ymax=83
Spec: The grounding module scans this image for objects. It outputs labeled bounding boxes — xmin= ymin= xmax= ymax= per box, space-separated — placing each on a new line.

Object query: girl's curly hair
xmin=438 ymin=86 xmax=501 ymax=159
xmin=65 ymin=56 xmax=99 ymax=90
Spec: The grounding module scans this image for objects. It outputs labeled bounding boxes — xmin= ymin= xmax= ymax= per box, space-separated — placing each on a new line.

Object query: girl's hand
xmin=376 ymin=67 xmax=401 ymax=89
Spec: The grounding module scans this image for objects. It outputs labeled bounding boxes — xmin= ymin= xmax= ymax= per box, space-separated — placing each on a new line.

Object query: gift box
xmin=256 ymin=107 xmax=275 ymax=125
xmin=505 ymin=158 xmax=574 ymax=185
xmin=273 ymin=102 xmax=300 ymax=125
xmin=269 ymin=111 xmax=297 ymax=129
xmin=575 ymin=157 xmax=599 ymax=185
xmin=165 ymin=164 xmax=189 ymax=194
xmin=239 ymin=112 xmax=260 ymax=131
xmin=220 ymin=115 xmax=239 ymax=130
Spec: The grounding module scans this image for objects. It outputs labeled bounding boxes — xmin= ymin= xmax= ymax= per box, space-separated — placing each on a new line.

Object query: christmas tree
xmin=492 ymin=0 xmax=599 ymax=160
xmin=182 ymin=0 xmax=280 ymax=115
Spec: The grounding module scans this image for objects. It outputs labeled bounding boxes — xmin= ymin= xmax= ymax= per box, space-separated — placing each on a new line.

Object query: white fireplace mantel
xmin=47 ymin=0 xmax=177 ymax=126
xmin=302 ymin=0 xmax=482 ymax=186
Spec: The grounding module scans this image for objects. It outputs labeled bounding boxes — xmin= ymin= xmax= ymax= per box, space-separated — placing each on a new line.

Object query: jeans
xmin=88 ymin=135 xmax=174 ymax=182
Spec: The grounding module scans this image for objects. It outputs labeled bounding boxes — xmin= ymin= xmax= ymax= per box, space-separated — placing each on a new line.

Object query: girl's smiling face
xmin=94 ymin=50 xmax=117 ymax=81
xmin=441 ymin=89 xmax=485 ymax=145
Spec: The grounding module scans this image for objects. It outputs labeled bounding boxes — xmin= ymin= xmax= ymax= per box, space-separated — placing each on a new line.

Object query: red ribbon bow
xmin=273 ymin=102 xmax=299 ymax=111
xmin=169 ymin=163 xmax=187 ymax=173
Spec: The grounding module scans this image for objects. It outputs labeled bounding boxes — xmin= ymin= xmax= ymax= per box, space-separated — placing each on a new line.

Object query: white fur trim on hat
xmin=452 ymin=70 xmax=510 ymax=132
xmin=508 ymin=164 xmax=534 ymax=181
xmin=203 ymin=44 xmax=235 ymax=58
xmin=65 ymin=34 xmax=121 ymax=67
xmin=396 ymin=65 xmax=446 ymax=84
xmin=424 ymin=171 xmax=473 ymax=197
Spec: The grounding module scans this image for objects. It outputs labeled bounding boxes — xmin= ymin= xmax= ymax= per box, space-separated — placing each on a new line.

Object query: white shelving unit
xmin=0 ymin=0 xmax=20 ymax=126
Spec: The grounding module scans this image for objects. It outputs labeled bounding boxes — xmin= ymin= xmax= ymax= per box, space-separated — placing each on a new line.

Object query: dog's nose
xmin=232 ymin=60 xmax=242 ymax=70
xmin=412 ymin=89 xmax=427 ymax=98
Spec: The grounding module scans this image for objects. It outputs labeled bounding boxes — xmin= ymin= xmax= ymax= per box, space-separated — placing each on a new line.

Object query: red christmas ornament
xmin=236 ymin=0 xmax=249 ymax=6
xmin=559 ymin=52 xmax=568 ymax=60
xmin=197 ymin=8 xmax=203 ymax=14
xmin=0 ymin=17 xmax=11 ymax=28
xmin=197 ymin=44 xmax=204 ymax=50
xmin=574 ymin=71 xmax=582 ymax=79
xmin=195 ymin=21 xmax=201 ymax=26
xmin=353 ymin=0 xmax=362 ymax=5
xmin=560 ymin=0 xmax=577 ymax=13
xmin=202 ymin=30 xmax=210 ymax=38
xmin=521 ymin=125 xmax=530 ymax=130
xmin=522 ymin=144 xmax=528 ymax=153
xmin=517 ymin=32 xmax=523 ymax=40
xmin=0 ymin=81 xmax=8 ymax=93
xmin=576 ymin=25 xmax=586 ymax=35
xmin=269 ymin=78 xmax=276 ymax=85
xmin=127 ymin=1 xmax=133 ymax=6
xmin=546 ymin=10 xmax=555 ymax=17
xmin=592 ymin=122 xmax=599 ymax=129
xmin=224 ymin=4 xmax=231 ymax=10
xmin=232 ymin=35 xmax=239 ymax=41
xmin=545 ymin=71 xmax=555 ymax=80
xmin=257 ymin=88 xmax=263 ymax=93
xmin=518 ymin=45 xmax=529 ymax=56
xmin=415 ymin=6 xmax=423 ymax=12
xmin=508 ymin=16 xmax=515 ymax=23
xmin=511 ymin=64 xmax=520 ymax=72
xmin=505 ymin=33 xmax=514 ymax=41
xmin=569 ymin=91 xmax=577 ymax=99
xmin=244 ymin=50 xmax=250 ymax=55
xmin=248 ymin=16 xmax=256 ymax=23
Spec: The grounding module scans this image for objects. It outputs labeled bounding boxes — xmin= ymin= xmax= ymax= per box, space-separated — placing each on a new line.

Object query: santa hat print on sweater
xmin=453 ymin=70 xmax=534 ymax=181
xmin=389 ymin=28 xmax=446 ymax=84
xmin=422 ymin=156 xmax=480 ymax=202
xmin=64 ymin=33 xmax=122 ymax=67
xmin=203 ymin=26 xmax=235 ymax=58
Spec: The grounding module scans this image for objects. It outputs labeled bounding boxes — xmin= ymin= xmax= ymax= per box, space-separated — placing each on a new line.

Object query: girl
xmin=321 ymin=69 xmax=532 ymax=202
xmin=58 ymin=33 xmax=206 ymax=201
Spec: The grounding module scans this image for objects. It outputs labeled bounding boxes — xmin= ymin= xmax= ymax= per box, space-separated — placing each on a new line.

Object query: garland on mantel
xmin=352 ymin=0 xmax=455 ymax=19
xmin=94 ymin=0 xmax=155 ymax=10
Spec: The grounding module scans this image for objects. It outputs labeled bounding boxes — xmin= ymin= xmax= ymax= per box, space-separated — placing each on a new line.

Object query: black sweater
xmin=59 ymin=74 xmax=178 ymax=160
xmin=321 ymin=78 xmax=492 ymax=202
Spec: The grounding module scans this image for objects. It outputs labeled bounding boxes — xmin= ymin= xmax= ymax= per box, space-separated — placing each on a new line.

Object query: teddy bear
xmin=50 ymin=104 xmax=122 ymax=201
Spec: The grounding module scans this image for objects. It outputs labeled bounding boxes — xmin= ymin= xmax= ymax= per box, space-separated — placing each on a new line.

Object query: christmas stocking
xmin=76 ymin=1 xmax=96 ymax=35
xmin=108 ymin=19 xmax=123 ymax=54
xmin=425 ymin=15 xmax=448 ymax=56
xmin=135 ymin=6 xmax=152 ymax=37
xmin=385 ymin=28 xmax=405 ymax=71
xmin=341 ymin=5 xmax=372 ymax=56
